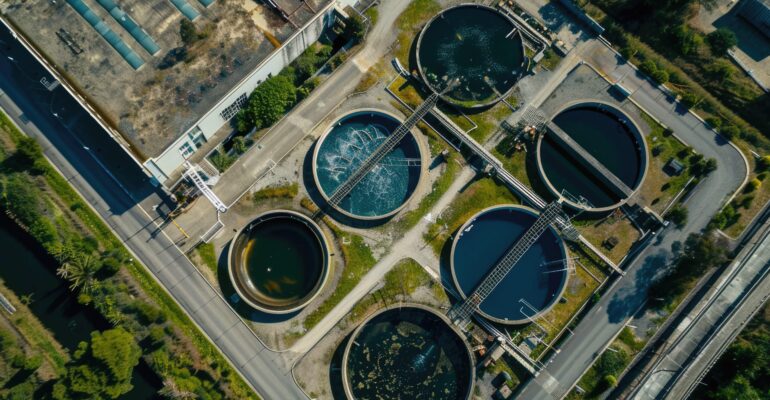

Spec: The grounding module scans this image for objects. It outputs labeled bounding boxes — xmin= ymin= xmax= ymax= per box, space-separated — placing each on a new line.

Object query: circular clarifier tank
xmin=537 ymin=102 xmax=648 ymax=212
xmin=342 ymin=305 xmax=474 ymax=400
xmin=312 ymin=109 xmax=424 ymax=220
xmin=227 ymin=210 xmax=330 ymax=314
xmin=450 ymin=205 xmax=568 ymax=325
xmin=416 ymin=4 xmax=526 ymax=108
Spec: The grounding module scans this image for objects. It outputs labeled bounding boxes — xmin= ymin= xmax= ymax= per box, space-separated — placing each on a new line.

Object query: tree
xmin=237 ymin=75 xmax=297 ymax=132
xmin=179 ymin=20 xmax=199 ymax=46
xmin=57 ymin=254 xmax=102 ymax=296
xmin=707 ymin=28 xmax=737 ymax=56
xmin=231 ymin=136 xmax=247 ymax=154
xmin=343 ymin=14 xmax=366 ymax=42
xmin=674 ymin=24 xmax=704 ymax=56
xmin=720 ymin=124 xmax=740 ymax=140
xmin=9 ymin=136 xmax=46 ymax=174
xmin=668 ymin=205 xmax=688 ymax=228
xmin=53 ymin=328 xmax=141 ymax=400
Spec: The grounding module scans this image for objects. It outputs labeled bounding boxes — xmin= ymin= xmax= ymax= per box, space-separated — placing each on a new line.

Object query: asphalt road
xmin=632 ymin=208 xmax=770 ymax=399
xmin=516 ymin=40 xmax=747 ymax=399
xmin=0 ymin=24 xmax=303 ymax=400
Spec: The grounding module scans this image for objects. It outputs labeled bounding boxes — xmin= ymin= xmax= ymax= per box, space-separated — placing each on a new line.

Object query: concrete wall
xmin=145 ymin=2 xmax=338 ymax=184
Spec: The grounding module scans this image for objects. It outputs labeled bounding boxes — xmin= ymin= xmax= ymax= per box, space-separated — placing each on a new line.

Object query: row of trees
xmin=0 ymin=124 xmax=251 ymax=398
xmin=592 ymin=0 xmax=769 ymax=148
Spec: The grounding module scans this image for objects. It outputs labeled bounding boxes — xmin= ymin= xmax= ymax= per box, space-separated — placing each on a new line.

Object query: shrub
xmin=674 ymin=24 xmax=704 ymax=56
xmin=237 ymin=75 xmax=297 ymax=132
xmin=680 ymin=91 xmax=701 ymax=108
xmin=640 ymin=59 xmax=658 ymax=75
xmin=343 ymin=14 xmax=366 ymax=42
xmin=747 ymin=178 xmax=761 ymax=192
xmin=651 ymin=69 xmax=670 ymax=84
xmin=179 ymin=20 xmax=200 ymax=46
xmin=668 ymin=205 xmax=689 ymax=228
xmin=720 ymin=124 xmax=740 ymax=140
xmin=603 ymin=374 xmax=618 ymax=389
xmin=706 ymin=117 xmax=723 ymax=130
xmin=706 ymin=28 xmax=737 ymax=56
xmin=757 ymin=155 xmax=770 ymax=171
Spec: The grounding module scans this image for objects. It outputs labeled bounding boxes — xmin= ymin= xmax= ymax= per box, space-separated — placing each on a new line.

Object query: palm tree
xmin=57 ymin=254 xmax=100 ymax=294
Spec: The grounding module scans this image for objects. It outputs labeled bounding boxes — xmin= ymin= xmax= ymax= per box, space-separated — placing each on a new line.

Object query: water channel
xmin=0 ymin=214 xmax=161 ymax=398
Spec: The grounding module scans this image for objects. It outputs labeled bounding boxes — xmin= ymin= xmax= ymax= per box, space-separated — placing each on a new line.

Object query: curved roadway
xmin=515 ymin=39 xmax=747 ymax=399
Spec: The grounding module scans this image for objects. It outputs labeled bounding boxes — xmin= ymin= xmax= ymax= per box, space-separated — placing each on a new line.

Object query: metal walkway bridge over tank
xmin=448 ymin=201 xmax=566 ymax=327
xmin=322 ymin=81 xmax=458 ymax=212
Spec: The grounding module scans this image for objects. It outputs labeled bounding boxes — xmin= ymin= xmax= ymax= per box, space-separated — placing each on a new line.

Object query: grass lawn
xmin=423 ymin=177 xmax=520 ymax=256
xmin=252 ymin=182 xmax=298 ymax=201
xmin=194 ymin=242 xmax=218 ymax=276
xmin=540 ymin=48 xmax=563 ymax=71
xmin=575 ymin=215 xmax=641 ymax=264
xmin=347 ymin=258 xmax=447 ymax=322
xmin=299 ymin=198 xmax=377 ymax=332
xmin=636 ymin=113 xmax=693 ymax=215
xmin=396 ymin=135 xmax=462 ymax=232
xmin=512 ymin=243 xmax=610 ymax=360
xmin=393 ymin=0 xmax=441 ymax=66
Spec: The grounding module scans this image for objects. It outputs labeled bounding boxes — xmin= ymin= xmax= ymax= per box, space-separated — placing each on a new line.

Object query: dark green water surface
xmin=238 ymin=215 xmax=324 ymax=307
xmin=346 ymin=307 xmax=472 ymax=400
xmin=541 ymin=106 xmax=643 ymax=208
xmin=417 ymin=5 xmax=525 ymax=105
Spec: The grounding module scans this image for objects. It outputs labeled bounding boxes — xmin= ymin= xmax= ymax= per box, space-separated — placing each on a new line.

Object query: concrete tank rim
xmin=341 ymin=303 xmax=475 ymax=400
xmin=226 ymin=209 xmax=331 ymax=314
xmin=535 ymin=99 xmax=649 ymax=213
xmin=311 ymin=108 xmax=427 ymax=221
xmin=449 ymin=204 xmax=569 ymax=325
xmin=415 ymin=3 xmax=527 ymax=109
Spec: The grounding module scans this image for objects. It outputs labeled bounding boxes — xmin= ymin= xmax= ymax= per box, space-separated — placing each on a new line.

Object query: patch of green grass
xmin=364 ymin=5 xmax=378 ymax=27
xmin=393 ymin=0 xmax=441 ymax=64
xmin=424 ymin=177 xmax=519 ymax=255
xmin=638 ymin=112 xmax=693 ymax=214
xmin=253 ymin=182 xmax=298 ymax=201
xmin=397 ymin=149 xmax=461 ymax=231
xmin=540 ymin=48 xmax=563 ymax=70
xmin=195 ymin=243 xmax=218 ymax=275
xmin=302 ymin=216 xmax=377 ymax=331
xmin=348 ymin=258 xmax=444 ymax=321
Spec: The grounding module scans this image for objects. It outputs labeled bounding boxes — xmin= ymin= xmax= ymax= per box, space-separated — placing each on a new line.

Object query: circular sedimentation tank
xmin=227 ymin=210 xmax=330 ymax=314
xmin=342 ymin=305 xmax=474 ymax=400
xmin=450 ymin=205 xmax=568 ymax=324
xmin=312 ymin=109 xmax=424 ymax=220
xmin=536 ymin=102 xmax=648 ymax=212
xmin=416 ymin=4 xmax=526 ymax=108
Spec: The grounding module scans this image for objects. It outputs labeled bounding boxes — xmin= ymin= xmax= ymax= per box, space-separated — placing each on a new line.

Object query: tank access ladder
xmin=448 ymin=201 xmax=564 ymax=327
xmin=184 ymin=161 xmax=227 ymax=213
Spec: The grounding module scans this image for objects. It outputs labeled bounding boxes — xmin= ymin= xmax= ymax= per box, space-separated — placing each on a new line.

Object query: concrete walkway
xmin=169 ymin=0 xmax=414 ymax=246
xmin=289 ymin=167 xmax=475 ymax=354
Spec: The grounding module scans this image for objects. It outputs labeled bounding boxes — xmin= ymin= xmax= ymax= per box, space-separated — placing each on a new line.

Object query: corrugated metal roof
xmin=66 ymin=0 xmax=145 ymax=69
xmin=95 ymin=0 xmax=161 ymax=56
xmin=168 ymin=0 xmax=201 ymax=20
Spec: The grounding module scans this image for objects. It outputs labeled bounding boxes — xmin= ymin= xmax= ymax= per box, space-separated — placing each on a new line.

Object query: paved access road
xmin=516 ymin=39 xmax=747 ymax=399
xmin=0 ymin=23 xmax=302 ymax=400
xmin=170 ymin=0 xmax=414 ymax=244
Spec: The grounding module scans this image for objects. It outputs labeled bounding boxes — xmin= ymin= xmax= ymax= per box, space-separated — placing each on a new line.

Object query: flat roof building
xmin=738 ymin=0 xmax=770 ymax=39
xmin=1 ymin=0 xmax=353 ymax=186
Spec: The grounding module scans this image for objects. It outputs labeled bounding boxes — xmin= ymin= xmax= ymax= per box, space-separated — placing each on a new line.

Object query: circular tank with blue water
xmin=537 ymin=102 xmax=648 ymax=212
xmin=312 ymin=109 xmax=424 ymax=220
xmin=450 ymin=205 xmax=568 ymax=325
xmin=416 ymin=4 xmax=526 ymax=108
xmin=342 ymin=305 xmax=474 ymax=400
xmin=227 ymin=210 xmax=330 ymax=314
